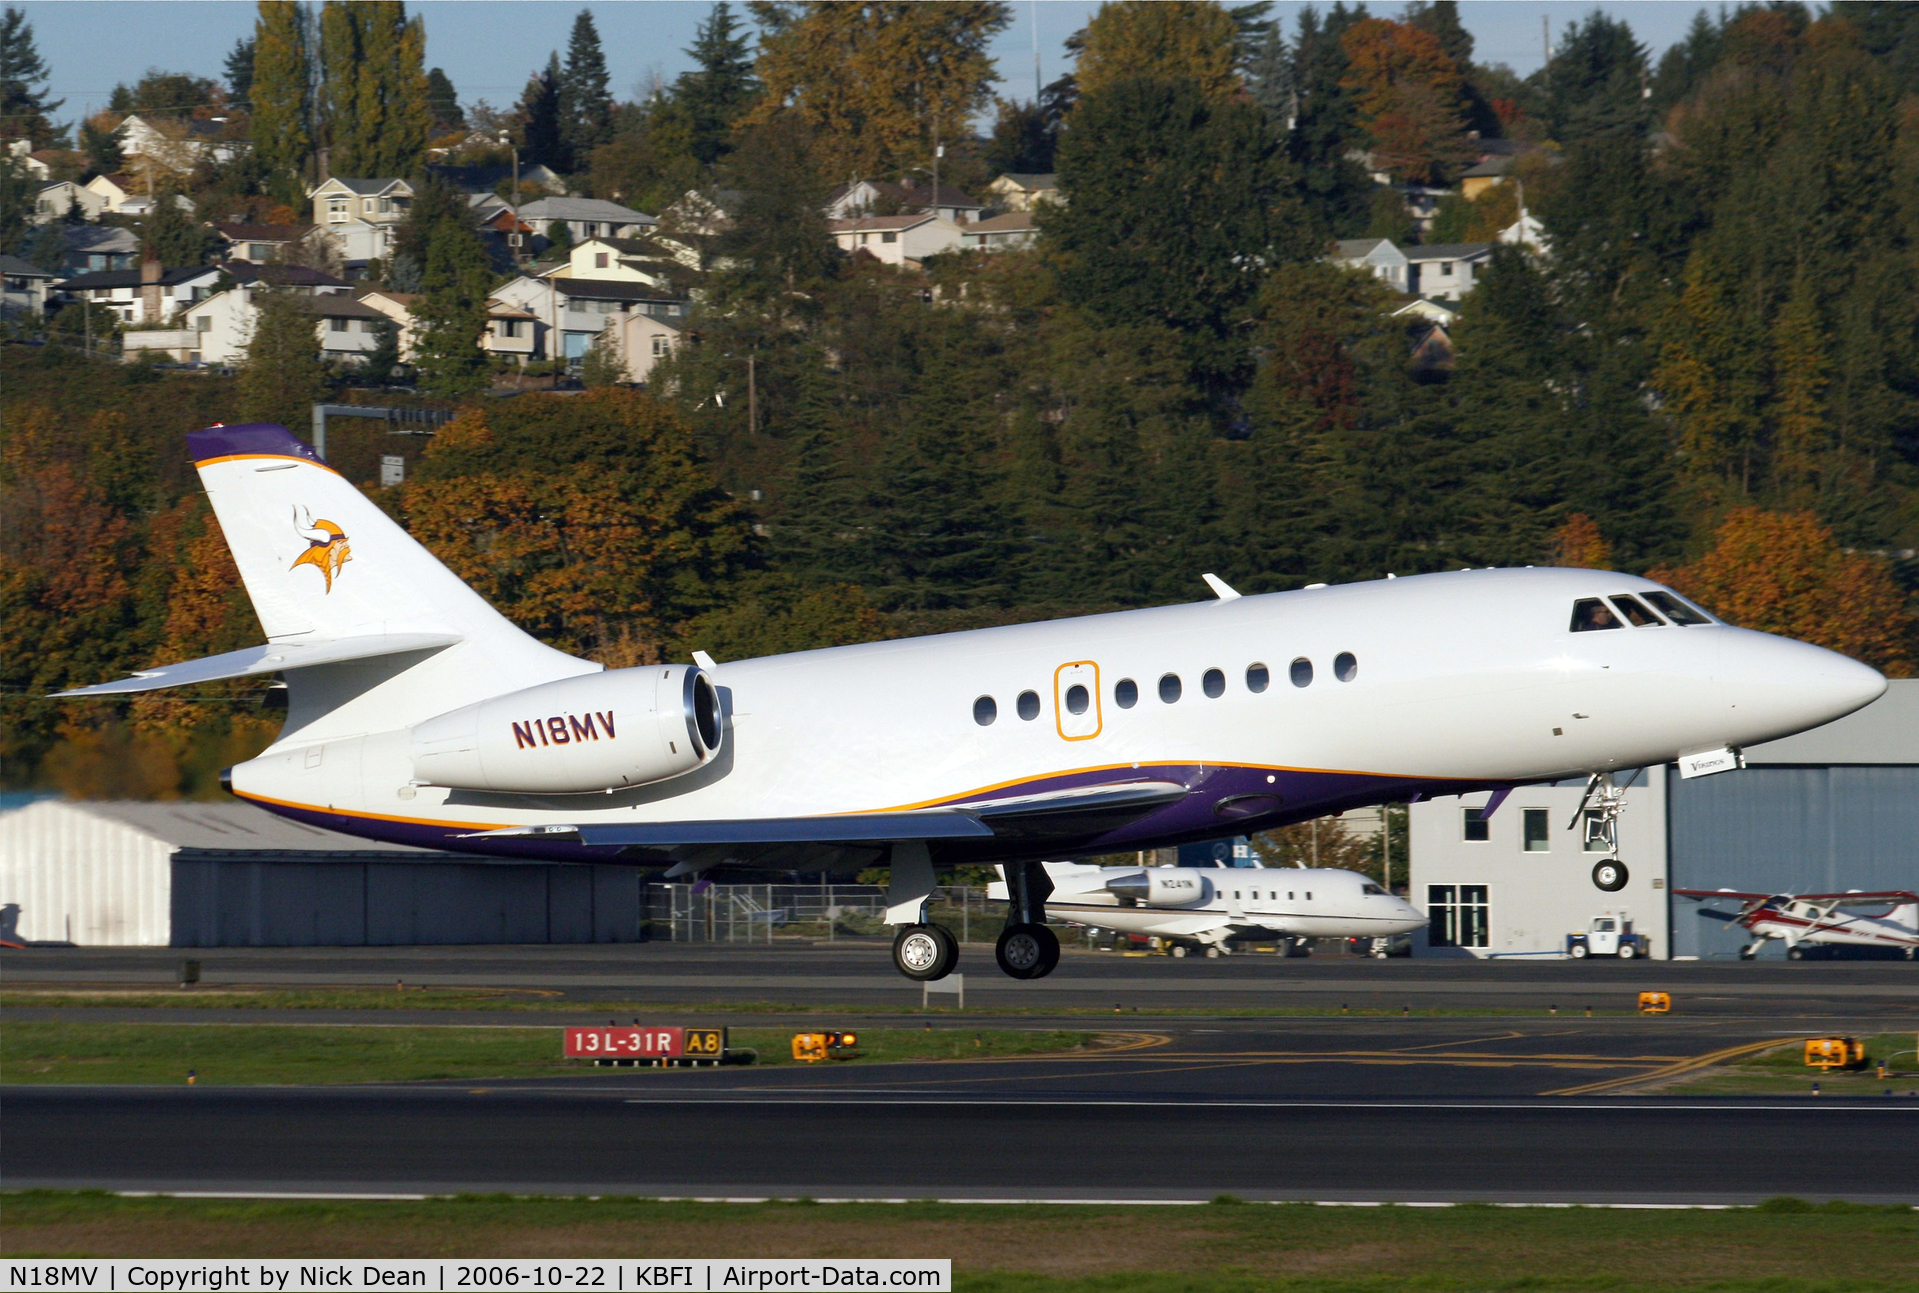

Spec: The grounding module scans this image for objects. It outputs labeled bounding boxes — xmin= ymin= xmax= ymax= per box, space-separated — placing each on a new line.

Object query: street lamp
xmin=498 ymin=130 xmax=522 ymax=261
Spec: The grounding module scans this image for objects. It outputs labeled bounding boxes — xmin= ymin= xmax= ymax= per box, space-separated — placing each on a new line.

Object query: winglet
xmin=1202 ymin=574 xmax=1241 ymax=601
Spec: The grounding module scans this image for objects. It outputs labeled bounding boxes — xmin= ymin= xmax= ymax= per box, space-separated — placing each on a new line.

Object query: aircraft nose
xmin=1715 ymin=630 xmax=1886 ymax=742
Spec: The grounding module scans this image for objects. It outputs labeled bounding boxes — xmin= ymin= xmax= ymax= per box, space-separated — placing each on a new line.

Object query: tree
xmin=1648 ymin=509 xmax=1915 ymax=675
xmin=1550 ymin=513 xmax=1613 ymax=569
xmin=670 ymin=1 xmax=758 ymax=167
xmin=1404 ymin=0 xmax=1472 ymax=70
xmin=1075 ymin=0 xmax=1241 ymax=103
xmin=225 ymin=36 xmax=257 ymax=106
xmin=983 ymin=98 xmax=1055 ymax=175
xmin=411 ymin=220 xmax=495 ymax=396
xmin=0 ymin=6 xmax=63 ymax=147
xmin=425 ymin=67 xmax=463 ymax=132
xmin=1339 ymin=17 xmax=1474 ymax=184
xmin=110 ymin=69 xmax=222 ymax=113
xmin=514 ymin=55 xmax=565 ymax=171
xmin=558 ymin=9 xmax=613 ymax=165
xmin=251 ymin=0 xmax=314 ymax=201
xmin=1285 ymin=2 xmax=1373 ymax=236
xmin=579 ymin=325 xmax=628 ymax=386
xmin=1543 ymin=11 xmax=1648 ymax=143
xmin=238 ymin=289 xmax=331 ymax=429
xmin=142 ymin=190 xmax=216 ymax=267
xmin=710 ymin=112 xmax=840 ymax=310
xmin=79 ymin=117 xmax=123 ymax=177
xmin=319 ymin=0 xmax=431 ymax=178
xmin=746 ymin=1 xmax=1010 ymax=179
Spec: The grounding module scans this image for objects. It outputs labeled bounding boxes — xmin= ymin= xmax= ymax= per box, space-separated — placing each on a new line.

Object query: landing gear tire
xmin=1171 ymin=944 xmax=1188 ymax=958
xmin=893 ymin=924 xmax=958 ymax=981
xmin=1570 ymin=943 xmax=1589 ymax=959
xmin=1787 ymin=945 xmax=1806 ymax=961
xmin=1591 ymin=859 xmax=1628 ymax=892
xmin=1739 ymin=945 xmax=1758 ymax=960
xmin=1205 ymin=946 xmax=1222 ymax=959
xmin=996 ymin=923 xmax=1060 ymax=980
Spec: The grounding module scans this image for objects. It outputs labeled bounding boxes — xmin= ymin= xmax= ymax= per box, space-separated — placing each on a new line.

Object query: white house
xmin=1331 ymin=238 xmax=1412 ymax=293
xmin=1 ymin=254 xmax=56 ymax=319
xmin=60 ymin=225 xmax=141 ymax=274
xmin=984 ymin=173 xmax=1060 ymax=212
xmin=831 ymin=214 xmax=966 ymax=266
xmin=115 ymin=114 xmax=247 ymax=172
xmin=32 ymin=181 xmax=110 ymax=223
xmin=489 ymin=273 xmax=690 ymax=363
xmin=213 ymin=221 xmax=317 ymax=264
xmin=357 ymin=289 xmax=422 ymax=362
xmin=962 ymin=211 xmax=1039 ymax=251
xmin=169 ymin=268 xmax=354 ymax=364
xmin=515 ymin=196 xmax=656 ymax=244
xmin=1404 ymin=243 xmax=1494 ymax=302
xmin=484 ymin=302 xmax=541 ymax=362
xmin=310 ymin=177 xmax=415 ymax=263
xmin=545 ymin=236 xmax=674 ymax=287
xmin=605 ymin=312 xmax=682 ymax=384
xmin=58 ymin=264 xmax=225 ymax=327
xmin=826 ymin=180 xmax=983 ymax=225
xmin=83 ymin=172 xmax=194 ymax=217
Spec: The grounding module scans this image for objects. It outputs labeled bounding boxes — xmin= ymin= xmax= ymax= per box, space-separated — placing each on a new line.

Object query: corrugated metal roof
xmin=20 ymin=800 xmax=436 ymax=853
xmin=1743 ymin=679 xmax=1919 ymax=765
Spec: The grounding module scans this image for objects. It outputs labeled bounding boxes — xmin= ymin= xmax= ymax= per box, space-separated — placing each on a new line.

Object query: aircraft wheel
xmin=1205 ymin=946 xmax=1222 ymax=959
xmin=1618 ymin=942 xmax=1636 ymax=960
xmin=1739 ymin=945 xmax=1757 ymax=960
xmin=1569 ymin=943 xmax=1589 ymax=959
xmin=1591 ymin=859 xmax=1628 ymax=892
xmin=1372 ymin=950 xmax=1389 ymax=959
xmin=1787 ymin=945 xmax=1805 ymax=961
xmin=996 ymin=923 xmax=1059 ymax=980
xmin=893 ymin=924 xmax=956 ymax=981
xmin=1171 ymin=945 xmax=1188 ymax=958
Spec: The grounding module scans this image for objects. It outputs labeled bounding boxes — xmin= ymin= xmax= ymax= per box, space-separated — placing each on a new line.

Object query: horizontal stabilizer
xmin=465 ymin=812 xmax=996 ymax=847
xmin=52 ymin=633 xmax=462 ymax=696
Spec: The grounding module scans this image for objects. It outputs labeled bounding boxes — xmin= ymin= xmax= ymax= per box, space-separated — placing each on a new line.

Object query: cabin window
xmin=1158 ymin=673 xmax=1182 ymax=703
xmin=1064 ymin=683 xmax=1089 ymax=715
xmin=1571 ymin=598 xmax=1622 ymax=631
xmin=1462 ymin=808 xmax=1489 ymax=841
xmin=1522 ymin=808 xmax=1550 ymax=852
xmin=1017 ymin=690 xmax=1040 ymax=721
xmin=1115 ymin=678 xmax=1138 ymax=708
xmin=1610 ymin=595 xmax=1663 ymax=627
xmin=973 ymin=695 xmax=997 ymax=726
xmin=1334 ymin=652 xmax=1357 ymax=682
xmin=1246 ymin=663 xmax=1268 ymax=693
xmin=1643 ymin=590 xmax=1712 ymax=625
xmin=1290 ymin=658 xmax=1313 ymax=688
xmin=1203 ymin=668 xmax=1225 ymax=698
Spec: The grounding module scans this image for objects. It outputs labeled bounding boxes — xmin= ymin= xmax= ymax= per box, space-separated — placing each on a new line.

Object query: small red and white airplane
xmin=1676 ymin=889 xmax=1919 ymax=960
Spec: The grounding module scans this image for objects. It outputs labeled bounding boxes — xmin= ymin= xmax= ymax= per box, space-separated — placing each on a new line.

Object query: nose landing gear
xmin=1572 ymin=772 xmax=1636 ymax=892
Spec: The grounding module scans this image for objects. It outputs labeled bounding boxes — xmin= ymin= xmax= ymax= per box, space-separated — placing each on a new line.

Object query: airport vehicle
xmin=1676 ymin=889 xmax=1919 ymax=960
xmin=988 ymin=861 xmax=1424 ymax=960
xmin=1566 ymin=915 xmax=1653 ymax=959
xmin=56 ymin=424 xmax=1887 ymax=984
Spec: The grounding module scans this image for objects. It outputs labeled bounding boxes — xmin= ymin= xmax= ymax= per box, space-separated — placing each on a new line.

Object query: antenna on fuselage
xmin=1202 ymin=573 xmax=1241 ymax=601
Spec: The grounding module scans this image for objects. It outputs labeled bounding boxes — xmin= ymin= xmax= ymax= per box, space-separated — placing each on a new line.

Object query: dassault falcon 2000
xmin=59 ymin=424 xmax=1887 ymax=983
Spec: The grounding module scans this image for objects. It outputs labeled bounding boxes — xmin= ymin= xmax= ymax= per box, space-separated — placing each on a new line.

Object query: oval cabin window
xmin=1203 ymin=668 xmax=1225 ymax=698
xmin=1291 ymin=658 xmax=1314 ymax=688
xmin=973 ymin=695 xmax=997 ymax=726
xmin=1115 ymin=678 xmax=1138 ymax=708
xmin=1159 ymin=673 xmax=1182 ymax=703
xmin=1017 ymin=690 xmax=1041 ymax=721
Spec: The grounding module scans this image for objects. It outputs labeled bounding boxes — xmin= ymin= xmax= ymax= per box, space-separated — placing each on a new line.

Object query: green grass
xmin=1 ymin=1192 xmax=1913 ymax=1289
xmin=0 ymin=1022 xmax=1108 ymax=1085
xmin=1667 ymin=1032 xmax=1919 ymax=1096
xmin=0 ymin=989 xmax=1633 ymax=1018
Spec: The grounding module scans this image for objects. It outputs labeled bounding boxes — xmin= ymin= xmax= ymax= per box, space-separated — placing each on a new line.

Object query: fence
xmin=645 ymin=884 xmax=1009 ymax=944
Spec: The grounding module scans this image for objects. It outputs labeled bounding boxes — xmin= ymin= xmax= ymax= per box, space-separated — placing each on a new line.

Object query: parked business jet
xmin=1677 ymin=889 xmax=1919 ymax=959
xmin=57 ymin=425 xmax=1887 ymax=983
xmin=989 ymin=861 xmax=1426 ymax=955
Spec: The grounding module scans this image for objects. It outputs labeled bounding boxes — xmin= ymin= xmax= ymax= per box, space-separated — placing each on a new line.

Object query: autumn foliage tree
xmin=1648 ymin=508 xmax=1915 ymax=675
xmin=1551 ymin=513 xmax=1614 ymax=569
xmin=1339 ymin=17 xmax=1475 ymax=184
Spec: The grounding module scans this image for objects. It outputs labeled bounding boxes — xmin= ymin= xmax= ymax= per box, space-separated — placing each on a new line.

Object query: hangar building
xmin=1408 ymin=680 xmax=1918 ymax=960
xmin=0 ymin=799 xmax=645 ymax=947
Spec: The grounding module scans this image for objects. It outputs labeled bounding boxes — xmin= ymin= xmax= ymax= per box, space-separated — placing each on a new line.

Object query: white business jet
xmin=990 ymin=861 xmax=1427 ymax=955
xmin=57 ymin=424 xmax=1887 ymax=984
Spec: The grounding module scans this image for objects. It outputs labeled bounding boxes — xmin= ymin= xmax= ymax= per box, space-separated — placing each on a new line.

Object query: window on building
xmin=1428 ymin=884 xmax=1489 ymax=948
xmin=328 ymin=199 xmax=348 ymax=222
xmin=1440 ymin=261 xmax=1453 ymax=275
xmin=594 ymin=253 xmax=608 ymax=268
xmin=1522 ymin=808 xmax=1550 ymax=852
xmin=1462 ymin=808 xmax=1489 ymax=842
xmin=194 ymin=316 xmax=211 ymax=333
xmin=651 ymin=336 xmax=668 ymax=357
xmin=882 ymin=231 xmax=898 ymax=243
xmin=496 ymin=319 xmax=521 ymax=338
xmin=328 ymin=316 xmax=348 ymax=332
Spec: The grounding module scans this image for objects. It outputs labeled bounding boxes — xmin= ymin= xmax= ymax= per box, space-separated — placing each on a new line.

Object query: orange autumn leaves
xmin=1338 ymin=18 xmax=1476 ymax=186
xmin=1552 ymin=510 xmax=1914 ymax=675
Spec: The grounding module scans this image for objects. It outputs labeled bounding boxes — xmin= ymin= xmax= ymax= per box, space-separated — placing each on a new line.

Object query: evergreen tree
xmin=320 ymin=0 xmax=430 ymax=177
xmin=412 ymin=220 xmax=495 ymax=396
xmin=251 ymin=0 xmax=313 ymax=200
xmin=79 ymin=118 xmax=123 ymax=177
xmin=984 ymin=99 xmax=1056 ymax=175
xmin=225 ymin=35 xmax=258 ymax=106
xmin=711 ymin=113 xmax=839 ymax=312
xmin=1543 ymin=12 xmax=1649 ymax=143
xmin=1240 ymin=18 xmax=1292 ymax=130
xmin=515 ymin=55 xmax=565 ymax=171
xmin=666 ymin=1 xmax=758 ymax=168
xmin=425 ymin=67 xmax=463 ymax=132
xmin=1405 ymin=0 xmax=1472 ymax=70
xmin=0 ymin=6 xmax=63 ymax=147
xmin=558 ymin=9 xmax=613 ymax=167
xmin=0 ymin=155 xmax=33 ymax=256
xmin=142 ymin=191 xmax=217 ymax=267
xmin=239 ymin=289 xmax=332 ymax=429
xmin=1650 ymin=9 xmax=1722 ymax=115
xmin=1286 ymin=3 xmax=1373 ymax=236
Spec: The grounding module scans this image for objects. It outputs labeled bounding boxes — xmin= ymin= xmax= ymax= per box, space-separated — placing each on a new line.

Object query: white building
xmin=516 ymin=196 xmax=656 ymax=244
xmin=58 ymin=264 xmax=225 ymax=326
xmin=114 ymin=114 xmax=247 ymax=173
xmin=831 ymin=214 xmax=967 ymax=266
xmin=1 ymin=253 xmax=56 ymax=319
xmin=1403 ymin=243 xmax=1493 ymax=302
xmin=963 ymin=211 xmax=1039 ymax=251
xmin=983 ymin=173 xmax=1060 ymax=212
xmin=1332 ymin=237 xmax=1411 ymax=293
xmin=32 ymin=180 xmax=110 ymax=222
xmin=826 ymin=179 xmax=983 ymax=225
xmin=310 ymin=177 xmax=414 ymax=263
xmin=167 ymin=267 xmax=354 ymax=365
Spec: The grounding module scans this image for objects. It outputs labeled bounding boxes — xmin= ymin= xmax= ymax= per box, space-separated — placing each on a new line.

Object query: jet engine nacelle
xmin=1105 ymin=868 xmax=1211 ymax=908
xmin=409 ymin=665 xmax=722 ymax=794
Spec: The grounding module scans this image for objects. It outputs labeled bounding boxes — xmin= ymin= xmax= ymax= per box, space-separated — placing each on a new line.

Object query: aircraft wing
xmin=52 ymin=634 xmax=463 ymax=696
xmin=465 ymin=780 xmax=1190 ymax=849
xmin=1675 ymin=888 xmax=1918 ymax=905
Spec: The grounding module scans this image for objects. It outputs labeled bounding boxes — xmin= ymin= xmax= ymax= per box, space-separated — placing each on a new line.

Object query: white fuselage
xmin=993 ymin=862 xmax=1427 ymax=947
xmin=229 ymin=565 xmax=1888 ymax=862
xmin=1745 ymin=902 xmax=1919 ymax=952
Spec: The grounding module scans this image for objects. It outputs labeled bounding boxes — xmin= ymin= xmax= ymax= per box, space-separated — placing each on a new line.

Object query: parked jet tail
xmin=58 ymin=424 xmax=594 ymax=744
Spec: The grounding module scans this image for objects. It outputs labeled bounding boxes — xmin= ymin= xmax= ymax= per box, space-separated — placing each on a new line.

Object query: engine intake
xmin=1105 ymin=869 xmax=1211 ymax=908
xmin=410 ymin=665 xmax=722 ymax=794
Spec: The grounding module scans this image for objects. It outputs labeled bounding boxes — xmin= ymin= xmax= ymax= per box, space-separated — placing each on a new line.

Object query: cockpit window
xmin=1610 ymin=595 xmax=1664 ymax=627
xmin=1570 ymin=598 xmax=1623 ymax=632
xmin=1362 ymin=883 xmax=1386 ymax=896
xmin=1642 ymin=590 xmax=1713 ymax=626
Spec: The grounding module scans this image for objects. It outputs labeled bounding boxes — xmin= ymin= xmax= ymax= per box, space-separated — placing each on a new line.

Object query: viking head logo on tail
xmin=290 ymin=505 xmax=351 ymax=592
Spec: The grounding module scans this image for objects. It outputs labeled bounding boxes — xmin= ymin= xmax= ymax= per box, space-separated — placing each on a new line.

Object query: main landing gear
xmin=881 ymin=846 xmax=1062 ymax=983
xmin=892 ymin=922 xmax=959 ymax=981
xmin=995 ymin=859 xmax=1060 ymax=981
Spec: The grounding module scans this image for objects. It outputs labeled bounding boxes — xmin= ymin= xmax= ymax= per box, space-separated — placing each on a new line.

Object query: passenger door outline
xmin=1054 ymin=661 xmax=1101 ymax=741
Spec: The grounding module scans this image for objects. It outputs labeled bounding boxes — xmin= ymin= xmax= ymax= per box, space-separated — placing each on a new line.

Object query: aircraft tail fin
xmin=1891 ymin=902 xmax=1917 ymax=933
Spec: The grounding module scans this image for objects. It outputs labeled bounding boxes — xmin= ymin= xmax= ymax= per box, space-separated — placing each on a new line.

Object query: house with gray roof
xmin=1331 ymin=237 xmax=1412 ymax=293
xmin=1403 ymin=243 xmax=1494 ymax=302
xmin=516 ymin=197 xmax=657 ymax=244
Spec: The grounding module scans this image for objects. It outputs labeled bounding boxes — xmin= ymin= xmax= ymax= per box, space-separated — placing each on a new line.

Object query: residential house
xmin=60 ymin=225 xmax=141 ymax=273
xmin=115 ymin=114 xmax=247 ymax=174
xmin=825 ymin=179 xmax=983 ymax=225
xmin=427 ymin=162 xmax=565 ymax=196
xmin=1498 ymin=213 xmax=1547 ymax=253
xmin=1403 ymin=243 xmax=1493 ymax=302
xmin=83 ymin=173 xmax=194 ymax=217
xmin=1458 ymin=155 xmax=1513 ymax=203
xmin=962 ymin=211 xmax=1038 ymax=252
xmin=223 ymin=262 xmax=352 ymax=295
xmin=213 ymin=222 xmax=316 ymax=264
xmin=831 ymin=214 xmax=967 ymax=266
xmin=310 ymin=178 xmax=415 ymax=263
xmin=543 ymin=237 xmax=675 ymax=287
xmin=1393 ymin=298 xmax=1458 ymax=377
xmin=1 ymin=254 xmax=56 ymax=319
xmin=32 ymin=180 xmax=110 ymax=222
xmin=484 ymin=303 xmax=540 ymax=362
xmin=984 ymin=173 xmax=1060 ymax=211
xmin=489 ymin=274 xmax=690 ymax=362
xmin=308 ymin=294 xmax=393 ymax=363
xmin=604 ymin=312 xmax=682 ymax=384
xmin=1332 ymin=238 xmax=1412 ymax=293
xmin=166 ymin=269 xmax=358 ymax=365
xmin=356 ymin=289 xmax=422 ymax=362
xmin=56 ymin=263 xmax=225 ymax=326
xmin=515 ymin=196 xmax=656 ymax=245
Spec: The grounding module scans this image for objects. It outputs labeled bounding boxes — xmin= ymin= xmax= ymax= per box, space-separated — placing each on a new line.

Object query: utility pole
xmin=746 ymin=353 xmax=757 ymax=434
xmin=1542 ymin=16 xmax=1551 ymax=70
xmin=1032 ymin=0 xmax=1042 ymax=100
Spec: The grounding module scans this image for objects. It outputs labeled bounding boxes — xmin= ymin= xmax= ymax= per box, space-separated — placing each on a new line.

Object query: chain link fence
xmin=644 ymin=884 xmax=1017 ymax=944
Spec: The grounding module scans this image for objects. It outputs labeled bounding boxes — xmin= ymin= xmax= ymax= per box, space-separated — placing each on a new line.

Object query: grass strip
xmin=1664 ymin=1031 xmax=1919 ymax=1096
xmin=0 ymin=1021 xmax=1105 ymax=1085
xmin=1 ymin=989 xmax=1637 ymax=1018
xmin=1 ymin=1192 xmax=1913 ymax=1289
